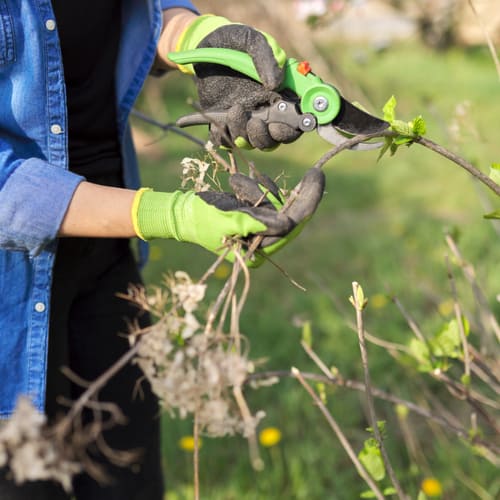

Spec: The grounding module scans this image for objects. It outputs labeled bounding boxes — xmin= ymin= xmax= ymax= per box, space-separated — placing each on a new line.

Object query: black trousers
xmin=0 ymin=237 xmax=163 ymax=499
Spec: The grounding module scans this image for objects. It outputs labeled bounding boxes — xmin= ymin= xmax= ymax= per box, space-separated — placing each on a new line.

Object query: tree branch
xmin=351 ymin=282 xmax=408 ymax=500
xmin=291 ymin=367 xmax=386 ymax=500
xmin=245 ymin=369 xmax=500 ymax=460
xmin=415 ymin=136 xmax=500 ymax=196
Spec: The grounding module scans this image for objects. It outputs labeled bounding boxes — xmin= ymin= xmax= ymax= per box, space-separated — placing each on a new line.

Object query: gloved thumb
xmin=198 ymin=24 xmax=286 ymax=90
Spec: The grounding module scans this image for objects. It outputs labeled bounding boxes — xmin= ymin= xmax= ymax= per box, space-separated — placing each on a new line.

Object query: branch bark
xmin=292 ymin=367 xmax=386 ymax=500
xmin=351 ymin=282 xmax=408 ymax=500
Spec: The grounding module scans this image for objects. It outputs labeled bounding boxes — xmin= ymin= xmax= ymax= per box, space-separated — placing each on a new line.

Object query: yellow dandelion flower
xmin=149 ymin=244 xmax=163 ymax=262
xmin=438 ymin=299 xmax=454 ymax=317
xmin=370 ymin=293 xmax=389 ymax=309
xmin=259 ymin=427 xmax=282 ymax=448
xmin=214 ymin=262 xmax=231 ymax=280
xmin=178 ymin=435 xmax=202 ymax=452
xmin=421 ymin=477 xmax=443 ymax=497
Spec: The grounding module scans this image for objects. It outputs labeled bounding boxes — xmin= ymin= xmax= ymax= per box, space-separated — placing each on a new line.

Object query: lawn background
xmin=131 ymin=31 xmax=500 ymax=500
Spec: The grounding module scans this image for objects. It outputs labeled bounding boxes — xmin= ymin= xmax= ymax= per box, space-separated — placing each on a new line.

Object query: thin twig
xmin=199 ymin=249 xmax=230 ymax=285
xmin=193 ymin=411 xmax=200 ymax=500
xmin=468 ymin=344 xmax=500 ymax=393
xmin=216 ymin=251 xmax=243 ymax=336
xmin=351 ymin=282 xmax=407 ymax=500
xmin=445 ymin=233 xmax=500 ymax=345
xmin=204 ymin=259 xmax=236 ymax=335
xmin=228 ymin=254 xmax=248 ymax=352
xmin=390 ymin=295 xmax=427 ymax=344
xmin=393 ymin=292 xmax=500 ymax=419
xmin=205 ymin=143 xmax=233 ymax=174
xmin=436 ymin=370 xmax=500 ymax=412
xmin=246 ymin=370 xmax=500 ymax=460
xmin=467 ymin=0 xmax=500 ymax=81
xmin=130 ymin=108 xmax=205 ymax=147
xmin=233 ymin=385 xmax=263 ymax=471
xmin=291 ymin=367 xmax=386 ymax=500
xmin=312 ymin=133 xmax=393 ymax=170
xmin=415 ymin=136 xmax=500 ymax=197
xmin=134 ymin=104 xmax=500 ymax=198
xmin=301 ymin=340 xmax=338 ymax=381
xmin=233 ymin=251 xmax=252 ymax=331
xmin=56 ymin=341 xmax=142 ymax=436
xmin=445 ymin=255 xmax=472 ymax=389
xmin=310 ymin=129 xmax=500 ymax=198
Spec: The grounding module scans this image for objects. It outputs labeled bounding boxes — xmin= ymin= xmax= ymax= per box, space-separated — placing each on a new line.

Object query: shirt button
xmin=50 ymin=124 xmax=63 ymax=135
xmin=45 ymin=19 xmax=56 ymax=31
xmin=34 ymin=302 xmax=46 ymax=313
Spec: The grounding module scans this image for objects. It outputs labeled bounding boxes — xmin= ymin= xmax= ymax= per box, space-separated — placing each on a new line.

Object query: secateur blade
xmin=334 ymin=97 xmax=389 ymax=135
xmin=317 ymin=97 xmax=389 ymax=150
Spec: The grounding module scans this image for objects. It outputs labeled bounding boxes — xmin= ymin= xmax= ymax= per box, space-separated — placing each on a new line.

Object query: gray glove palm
xmin=174 ymin=16 xmax=302 ymax=150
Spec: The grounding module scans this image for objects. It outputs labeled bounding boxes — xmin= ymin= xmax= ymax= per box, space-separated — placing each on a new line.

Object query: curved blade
xmin=332 ymin=98 xmax=389 ymax=135
xmin=317 ymin=125 xmax=384 ymax=151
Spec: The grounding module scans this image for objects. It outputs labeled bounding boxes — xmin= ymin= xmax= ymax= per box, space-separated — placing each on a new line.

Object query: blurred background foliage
xmin=132 ymin=1 xmax=500 ymax=498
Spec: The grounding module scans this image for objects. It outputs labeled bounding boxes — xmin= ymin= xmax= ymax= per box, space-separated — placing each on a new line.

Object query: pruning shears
xmin=168 ymin=48 xmax=389 ymax=151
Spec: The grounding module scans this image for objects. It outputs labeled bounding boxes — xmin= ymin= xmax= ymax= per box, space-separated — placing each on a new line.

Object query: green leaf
xmin=484 ymin=210 xmax=500 ymax=219
xmin=430 ymin=317 xmax=469 ymax=359
xmin=408 ymin=338 xmax=433 ymax=372
xmin=489 ymin=163 xmax=500 ymax=185
xmin=391 ymin=119 xmax=413 ymax=136
xmin=379 ymin=95 xmax=425 ymax=158
xmin=393 ymin=135 xmax=413 ymax=146
xmin=411 ymin=116 xmax=427 ymax=136
xmin=316 ymin=382 xmax=327 ymax=404
xmin=360 ymin=488 xmax=396 ymax=498
xmin=395 ymin=404 xmax=409 ymax=419
xmin=377 ymin=137 xmax=393 ymax=162
xmin=366 ymin=421 xmax=387 ymax=439
xmin=358 ymin=441 xmax=385 ymax=481
xmin=417 ymin=491 xmax=428 ymax=500
xmin=301 ymin=321 xmax=313 ymax=347
xmin=382 ymin=95 xmax=397 ymax=123
xmin=461 ymin=373 xmax=471 ymax=387
xmin=349 ymin=282 xmax=367 ymax=310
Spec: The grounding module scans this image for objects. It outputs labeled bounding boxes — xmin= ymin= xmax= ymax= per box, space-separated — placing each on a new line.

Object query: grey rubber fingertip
xmin=259 ymin=167 xmax=325 ymax=247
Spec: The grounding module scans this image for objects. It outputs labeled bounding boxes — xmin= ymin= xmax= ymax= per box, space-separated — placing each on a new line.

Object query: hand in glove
xmin=174 ymin=15 xmax=302 ymax=150
xmin=131 ymin=168 xmax=325 ymax=267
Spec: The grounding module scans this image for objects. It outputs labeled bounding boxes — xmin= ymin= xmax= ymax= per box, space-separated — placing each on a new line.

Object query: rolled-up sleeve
xmin=0 ymin=158 xmax=84 ymax=255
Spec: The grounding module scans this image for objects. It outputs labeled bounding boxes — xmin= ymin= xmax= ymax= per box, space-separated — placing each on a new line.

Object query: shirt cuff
xmin=0 ymin=158 xmax=84 ymax=255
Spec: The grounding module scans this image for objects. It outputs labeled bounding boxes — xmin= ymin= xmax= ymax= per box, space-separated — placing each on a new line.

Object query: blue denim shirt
xmin=0 ymin=0 xmax=198 ymax=417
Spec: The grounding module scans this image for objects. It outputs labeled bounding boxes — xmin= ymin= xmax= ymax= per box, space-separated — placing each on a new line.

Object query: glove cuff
xmin=133 ymin=189 xmax=185 ymax=241
xmin=175 ymin=14 xmax=231 ymax=74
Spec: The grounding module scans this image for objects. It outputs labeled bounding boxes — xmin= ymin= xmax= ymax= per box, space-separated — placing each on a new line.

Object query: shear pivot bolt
xmin=278 ymin=102 xmax=287 ymax=112
xmin=313 ymin=96 xmax=329 ymax=112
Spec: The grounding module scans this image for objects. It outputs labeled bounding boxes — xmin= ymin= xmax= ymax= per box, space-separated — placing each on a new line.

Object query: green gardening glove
xmin=255 ymin=167 xmax=325 ymax=264
xmin=132 ymin=184 xmax=294 ymax=266
xmin=132 ymin=168 xmax=325 ymax=267
xmin=172 ymin=15 xmax=302 ymax=150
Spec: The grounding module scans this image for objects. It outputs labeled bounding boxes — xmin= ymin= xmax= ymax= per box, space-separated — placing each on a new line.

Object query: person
xmin=0 ymin=1 xmax=324 ymax=499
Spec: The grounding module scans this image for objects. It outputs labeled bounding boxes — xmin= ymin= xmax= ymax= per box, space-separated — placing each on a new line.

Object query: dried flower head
xmin=0 ymin=397 xmax=82 ymax=492
xmin=127 ymin=271 xmax=264 ymax=438
xmin=180 ymin=157 xmax=212 ymax=192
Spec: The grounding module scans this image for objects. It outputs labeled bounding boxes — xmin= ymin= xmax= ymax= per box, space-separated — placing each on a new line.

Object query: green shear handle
xmin=168 ymin=48 xmax=342 ymax=125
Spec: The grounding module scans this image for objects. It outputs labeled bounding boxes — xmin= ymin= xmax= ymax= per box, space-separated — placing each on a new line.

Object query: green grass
xmin=133 ymin=41 xmax=500 ymax=499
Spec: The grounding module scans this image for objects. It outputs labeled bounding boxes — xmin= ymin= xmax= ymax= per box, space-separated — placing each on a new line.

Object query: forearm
xmin=155 ymin=8 xmax=198 ymax=70
xmin=59 ymin=10 xmax=199 ymax=238
xmin=58 ymin=182 xmax=137 ymax=238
